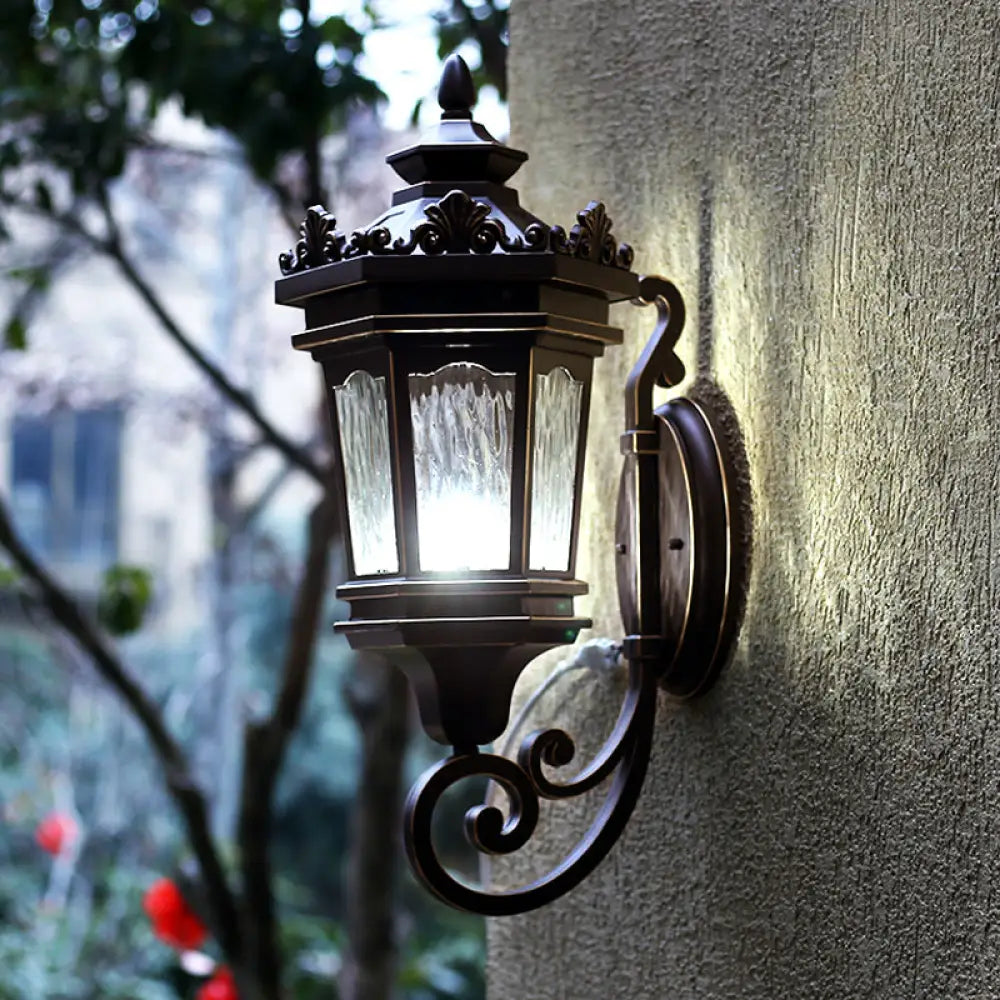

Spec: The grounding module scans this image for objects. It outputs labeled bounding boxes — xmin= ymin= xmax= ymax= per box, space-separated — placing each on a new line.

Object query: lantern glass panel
xmin=529 ymin=366 xmax=584 ymax=571
xmin=409 ymin=362 xmax=515 ymax=572
xmin=333 ymin=370 xmax=398 ymax=575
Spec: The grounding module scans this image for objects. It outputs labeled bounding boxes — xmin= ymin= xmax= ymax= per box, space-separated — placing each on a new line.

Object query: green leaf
xmin=409 ymin=96 xmax=423 ymax=128
xmin=4 ymin=316 xmax=26 ymax=350
xmin=8 ymin=265 xmax=50 ymax=291
xmin=97 ymin=565 xmax=154 ymax=636
xmin=316 ymin=16 xmax=364 ymax=51
xmin=33 ymin=180 xmax=53 ymax=213
xmin=0 ymin=564 xmax=21 ymax=588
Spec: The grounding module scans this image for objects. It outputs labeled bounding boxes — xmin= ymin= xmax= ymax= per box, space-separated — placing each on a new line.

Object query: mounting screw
xmin=668 ymin=537 xmax=684 ymax=550
xmin=615 ymin=543 xmax=627 ymax=555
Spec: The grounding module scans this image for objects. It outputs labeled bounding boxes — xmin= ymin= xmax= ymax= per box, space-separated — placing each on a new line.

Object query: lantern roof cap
xmin=385 ymin=54 xmax=528 ymax=187
xmin=276 ymin=56 xmax=638 ymax=287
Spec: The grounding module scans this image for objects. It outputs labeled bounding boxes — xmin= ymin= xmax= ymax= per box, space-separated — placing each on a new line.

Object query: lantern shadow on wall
xmin=276 ymin=54 xmax=748 ymax=917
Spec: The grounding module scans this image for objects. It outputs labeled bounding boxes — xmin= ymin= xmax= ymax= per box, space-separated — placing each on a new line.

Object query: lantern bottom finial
xmin=335 ymin=577 xmax=590 ymax=747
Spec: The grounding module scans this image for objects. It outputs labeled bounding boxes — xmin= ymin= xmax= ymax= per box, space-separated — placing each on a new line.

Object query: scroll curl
xmin=402 ymin=658 xmax=658 ymax=916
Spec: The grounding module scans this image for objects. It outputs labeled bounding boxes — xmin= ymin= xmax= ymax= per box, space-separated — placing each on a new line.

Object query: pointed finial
xmin=438 ymin=54 xmax=476 ymax=119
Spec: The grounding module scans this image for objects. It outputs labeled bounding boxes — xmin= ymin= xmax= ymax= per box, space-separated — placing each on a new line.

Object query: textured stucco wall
xmin=488 ymin=1 xmax=1000 ymax=997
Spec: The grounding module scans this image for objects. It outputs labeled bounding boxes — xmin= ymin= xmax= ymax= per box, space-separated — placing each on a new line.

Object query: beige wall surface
xmin=488 ymin=1 xmax=1000 ymax=997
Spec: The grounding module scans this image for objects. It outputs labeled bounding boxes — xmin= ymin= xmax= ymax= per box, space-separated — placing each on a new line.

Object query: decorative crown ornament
xmin=279 ymin=195 xmax=633 ymax=274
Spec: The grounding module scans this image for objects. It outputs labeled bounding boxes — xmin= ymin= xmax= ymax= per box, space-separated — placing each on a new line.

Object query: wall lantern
xmin=275 ymin=55 xmax=744 ymax=916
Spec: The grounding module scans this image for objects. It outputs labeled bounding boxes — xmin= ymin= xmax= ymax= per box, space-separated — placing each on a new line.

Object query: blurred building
xmin=0 ymin=104 xmax=401 ymax=636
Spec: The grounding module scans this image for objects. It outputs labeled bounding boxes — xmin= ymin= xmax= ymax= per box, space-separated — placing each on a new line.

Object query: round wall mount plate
xmin=615 ymin=397 xmax=740 ymax=697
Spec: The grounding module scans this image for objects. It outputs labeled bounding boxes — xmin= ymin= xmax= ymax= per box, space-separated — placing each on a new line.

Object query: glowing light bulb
xmin=410 ymin=362 xmax=515 ymax=572
xmin=416 ymin=490 xmax=511 ymax=571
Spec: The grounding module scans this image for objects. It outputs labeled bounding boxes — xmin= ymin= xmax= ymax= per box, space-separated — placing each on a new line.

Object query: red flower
xmin=142 ymin=878 xmax=207 ymax=950
xmin=197 ymin=966 xmax=238 ymax=1000
xmin=35 ymin=812 xmax=78 ymax=855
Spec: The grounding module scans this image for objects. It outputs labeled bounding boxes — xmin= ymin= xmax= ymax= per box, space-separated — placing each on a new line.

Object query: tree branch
xmin=0 ymin=189 xmax=324 ymax=486
xmin=3 ymin=234 xmax=79 ymax=343
xmin=340 ymin=662 xmax=409 ymax=1000
xmin=0 ymin=492 xmax=243 ymax=963
xmin=232 ymin=461 xmax=293 ymax=536
xmin=231 ymin=421 xmax=326 ymax=537
xmin=95 ymin=184 xmax=325 ymax=485
xmin=237 ymin=487 xmax=338 ymax=997
xmin=268 ymin=178 xmax=307 ymax=237
xmin=132 ymin=137 xmax=245 ymax=163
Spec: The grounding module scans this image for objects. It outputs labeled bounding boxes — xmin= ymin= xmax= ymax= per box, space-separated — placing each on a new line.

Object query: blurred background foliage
xmin=0 ymin=0 xmax=379 ymax=193
xmin=0 ymin=0 xmax=508 ymax=997
xmin=1 ymin=556 xmax=494 ymax=998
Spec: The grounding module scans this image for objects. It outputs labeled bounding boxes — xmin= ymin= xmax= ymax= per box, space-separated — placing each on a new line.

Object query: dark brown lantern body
xmin=275 ymin=55 xmax=640 ymax=750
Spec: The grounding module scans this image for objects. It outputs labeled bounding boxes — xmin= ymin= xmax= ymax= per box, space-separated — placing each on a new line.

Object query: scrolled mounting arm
xmin=403 ymin=656 xmax=658 ymax=916
xmin=401 ymin=281 xmax=688 ymax=916
xmin=625 ymin=275 xmax=687 ymax=433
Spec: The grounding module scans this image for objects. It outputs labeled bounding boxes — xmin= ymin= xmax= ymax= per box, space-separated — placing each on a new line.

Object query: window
xmin=10 ymin=407 xmax=122 ymax=571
